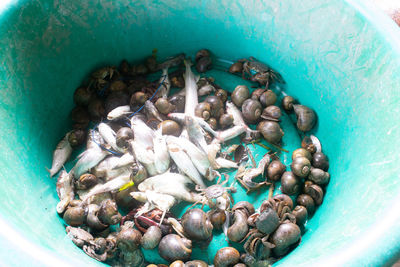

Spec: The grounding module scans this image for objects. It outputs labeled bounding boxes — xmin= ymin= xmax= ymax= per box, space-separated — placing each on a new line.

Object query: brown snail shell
xmin=181 ymin=208 xmax=213 ymax=241
xmin=116 ymin=127 xmax=134 ymax=149
xmin=282 ymin=96 xmax=296 ymax=112
xmin=304 ymin=184 xmax=324 ymax=205
xmin=185 ymin=260 xmax=208 ymax=267
xmin=312 ymin=152 xmax=329 ymax=171
xmin=141 ymin=225 xmax=162 ymax=250
xmin=227 ymin=209 xmax=248 ymax=242
xmin=261 ymin=105 xmax=282 ymax=121
xmin=63 ymin=206 xmax=85 ymax=226
xmin=267 ymin=160 xmax=286 ymax=182
xmin=231 ymin=85 xmax=250 ymax=107
xmin=195 ymin=49 xmax=211 ymax=61
xmin=229 ymin=62 xmax=243 ymax=73
xmin=296 ymin=194 xmax=315 ymax=215
xmin=204 ymin=96 xmax=224 ymax=118
xmin=130 ymin=91 xmax=148 ymax=109
xmin=76 ymin=173 xmax=98 ymax=190
xmin=216 ymin=89 xmax=228 ymax=103
xmin=86 ymin=204 xmax=108 ymax=231
xmin=257 ymin=120 xmax=284 ymax=144
xmin=272 ymin=194 xmax=294 ymax=210
xmin=71 ymin=106 xmax=90 ymax=125
xmin=194 ymin=102 xmax=211 ymax=120
xmin=207 ymin=117 xmax=218 ymax=130
xmin=196 ymin=56 xmax=212 ymax=73
xmin=280 ymin=171 xmax=302 ymax=196
xmin=260 ymin=90 xmax=277 ymax=107
xmin=301 ymin=135 xmax=321 ymax=154
xmin=270 ymin=222 xmax=301 ymax=256
xmin=68 ymin=129 xmax=86 ymax=148
xmin=73 ymin=87 xmax=92 ymax=107
xmin=158 ymin=234 xmax=192 ymax=262
xmin=293 ymin=104 xmax=317 ymax=132
xmin=88 ymin=97 xmax=106 ymax=121
xmin=116 ymin=227 xmax=142 ymax=252
xmin=308 ymin=167 xmax=330 ymax=185
xmin=208 ymin=209 xmax=226 ymax=230
xmin=292 ymin=205 xmax=308 ymax=226
xmin=109 ymin=80 xmax=127 ymax=92
xmin=292 ymin=148 xmax=312 ymax=161
xmin=219 ymin=113 xmax=234 ymax=129
xmin=232 ymin=201 xmax=255 ymax=217
xmin=115 ymin=185 xmax=140 ymax=211
xmin=105 ymin=91 xmax=129 ymax=114
xmin=214 ymin=247 xmax=240 ymax=267
xmin=251 ymin=88 xmax=265 ymax=100
xmin=158 ymin=120 xmax=182 ymax=137
xmin=241 ymin=99 xmax=262 ymax=124
xmin=155 ymin=98 xmax=176 ymax=115
xmin=290 ymin=156 xmax=311 ymax=177
xmin=98 ymin=199 xmax=121 ymax=225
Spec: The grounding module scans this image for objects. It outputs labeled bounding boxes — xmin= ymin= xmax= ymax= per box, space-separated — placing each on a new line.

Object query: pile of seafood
xmin=49 ymin=49 xmax=330 ymax=266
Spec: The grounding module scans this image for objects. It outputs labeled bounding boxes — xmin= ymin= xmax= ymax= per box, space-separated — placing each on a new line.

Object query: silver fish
xmin=48 ymin=132 xmax=73 ymax=177
xmin=131 ymin=191 xmax=177 ymax=223
xmin=183 ymin=59 xmax=198 ymax=116
xmin=166 ymin=138 xmax=206 ymax=188
xmin=82 ymin=174 xmax=131 ymax=203
xmin=217 ymin=125 xmax=246 ymax=142
xmin=185 ymin=115 xmax=208 ymax=153
xmin=215 ymin=157 xmax=239 ymax=169
xmin=98 ymin=123 xmax=123 ymax=153
xmin=168 ymin=113 xmax=218 ymax=137
xmin=56 ymin=170 xmax=74 ymax=213
xmin=226 ymin=101 xmax=259 ymax=141
xmin=153 ymin=128 xmax=170 ymax=174
xmin=107 ymin=105 xmax=131 ymax=121
xmin=92 ymin=156 xmax=132 ymax=181
xmin=130 ymin=140 xmax=158 ymax=176
xmin=130 ymin=115 xmax=155 ymax=148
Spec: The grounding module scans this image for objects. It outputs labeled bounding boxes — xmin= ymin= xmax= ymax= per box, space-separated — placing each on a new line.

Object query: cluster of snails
xmin=50 ymin=48 xmax=330 ymax=266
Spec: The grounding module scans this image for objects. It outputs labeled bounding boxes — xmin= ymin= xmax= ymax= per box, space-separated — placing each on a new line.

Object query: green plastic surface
xmin=0 ymin=0 xmax=400 ymax=266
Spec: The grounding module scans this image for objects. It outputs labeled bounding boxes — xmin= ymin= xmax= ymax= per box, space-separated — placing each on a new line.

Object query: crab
xmin=191 ymin=173 xmax=236 ymax=211
xmin=239 ymin=57 xmax=284 ymax=88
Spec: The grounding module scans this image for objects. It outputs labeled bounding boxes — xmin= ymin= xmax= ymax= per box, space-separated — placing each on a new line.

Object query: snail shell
xmin=98 ymin=199 xmax=121 ymax=225
xmin=290 ymin=156 xmax=311 ymax=178
xmin=158 ymin=234 xmax=192 ymax=262
xmin=88 ymin=98 xmax=105 ymax=121
xmin=71 ymin=106 xmax=90 ymax=125
xmin=293 ymin=104 xmax=317 ymax=132
xmin=308 ymin=167 xmax=330 ymax=185
xmin=105 ymin=91 xmax=129 ymax=114
xmin=267 ymin=160 xmax=286 ymax=182
xmin=155 ymin=98 xmax=176 ymax=115
xmin=204 ymin=96 xmax=224 ymax=118
xmin=280 ymin=171 xmax=301 ymax=195
xmin=194 ymin=102 xmax=211 ymax=120
xmin=296 ymin=194 xmax=315 ymax=215
xmin=241 ymin=99 xmax=262 ymax=124
xmin=231 ymin=85 xmax=250 ymax=107
xmin=181 ymin=208 xmax=213 ymax=241
xmin=229 ymin=62 xmax=243 ymax=73
xmin=219 ymin=113 xmax=234 ymax=129
xmin=63 ymin=206 xmax=85 ymax=226
xmin=304 ymin=184 xmax=324 ymax=205
xmin=68 ymin=129 xmax=86 ymax=148
xmin=257 ymin=121 xmax=284 ymax=144
xmin=214 ymin=247 xmax=240 ymax=267
xmin=130 ymin=91 xmax=148 ymax=109
xmin=261 ymin=105 xmax=282 ymax=121
xmin=251 ymin=88 xmax=265 ymax=100
xmin=169 ymin=94 xmax=185 ymax=113
xmin=195 ymin=49 xmax=211 ymax=61
xmin=208 ymin=209 xmax=226 ymax=230
xmin=141 ymin=226 xmax=162 ymax=250
xmin=207 ymin=118 xmax=218 ymax=130
xmin=116 ymin=227 xmax=142 ymax=252
xmin=76 ymin=173 xmax=98 ymax=190
xmin=185 ymin=260 xmax=208 ymax=267
xmin=282 ymin=96 xmax=295 ymax=112
xmin=86 ymin=204 xmax=108 ymax=231
xmin=216 ymin=89 xmax=228 ymax=103
xmin=196 ymin=56 xmax=212 ymax=73
xmin=292 ymin=148 xmax=312 ymax=161
xmin=158 ymin=120 xmax=182 ymax=137
xmin=232 ymin=201 xmax=255 ymax=216
xmin=170 ymin=260 xmax=185 ymax=267
xmin=116 ymin=127 xmax=134 ymax=149
xmin=292 ymin=205 xmax=308 ymax=226
xmin=259 ymin=90 xmax=277 ymax=107
xmin=271 ymin=222 xmax=301 ymax=256
xmin=73 ymin=87 xmax=92 ymax=107
xmin=312 ymin=152 xmax=329 ymax=171
xmin=227 ymin=209 xmax=248 ymax=242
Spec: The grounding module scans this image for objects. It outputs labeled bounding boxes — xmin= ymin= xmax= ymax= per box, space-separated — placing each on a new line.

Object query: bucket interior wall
xmin=1 ymin=0 xmax=400 ymax=266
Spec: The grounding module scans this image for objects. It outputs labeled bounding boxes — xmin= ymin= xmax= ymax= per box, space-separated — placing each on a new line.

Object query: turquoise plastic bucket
xmin=1 ymin=0 xmax=400 ymax=266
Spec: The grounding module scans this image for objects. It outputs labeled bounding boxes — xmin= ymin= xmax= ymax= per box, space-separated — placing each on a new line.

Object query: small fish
xmin=166 ymin=138 xmax=206 ymax=188
xmin=82 ymin=174 xmax=131 ymax=203
xmin=107 ymin=105 xmax=131 ymax=121
xmin=168 ymin=113 xmax=218 ymax=137
xmin=144 ymin=100 xmax=164 ymax=122
xmin=48 ymin=132 xmax=73 ymax=177
xmin=92 ymin=156 xmax=132 ymax=181
xmin=98 ymin=123 xmax=123 ymax=153
xmin=130 ymin=140 xmax=158 ymax=176
xmin=185 ymin=115 xmax=208 ymax=153
xmin=183 ymin=59 xmax=198 ymax=116
xmin=226 ymin=101 xmax=258 ymax=142
xmin=217 ymin=125 xmax=246 ymax=142
xmin=56 ymin=170 xmax=74 ymax=214
xmin=153 ymin=128 xmax=170 ymax=174
xmin=130 ymin=115 xmax=155 ymax=148
xmin=166 ymin=136 xmax=210 ymax=177
xmin=215 ymin=157 xmax=239 ymax=169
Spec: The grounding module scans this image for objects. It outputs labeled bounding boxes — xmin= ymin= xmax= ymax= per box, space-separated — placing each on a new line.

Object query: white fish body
xmin=112 ymin=153 xmax=135 ymax=169
xmin=168 ymin=113 xmax=218 ymax=136
xmin=130 ymin=116 xmax=155 ymax=148
xmin=153 ymin=128 xmax=170 ymax=174
xmin=183 ymin=59 xmax=198 ymax=116
xmin=130 ymin=191 xmax=176 ymax=216
xmin=145 ymin=100 xmax=164 ymax=122
xmin=82 ymin=174 xmax=131 ymax=203
xmin=185 ymin=115 xmax=208 ymax=153
xmin=198 ymin=84 xmax=215 ymax=96
xmin=226 ymin=101 xmax=247 ymax=127
xmin=166 ymin=139 xmax=206 ymax=188
xmin=166 ymin=136 xmax=210 ymax=177
xmin=56 ymin=170 xmax=74 ymax=213
xmin=107 ymin=105 xmax=131 ymax=120
xmin=130 ymin=140 xmax=158 ymax=176
xmin=217 ymin=125 xmax=246 ymax=142
xmin=138 ymin=172 xmax=201 ymax=203
xmin=48 ymin=132 xmax=73 ymax=177
xmin=72 ymin=145 xmax=109 ymax=178
xmin=215 ymin=157 xmax=239 ymax=169
xmin=98 ymin=123 xmax=123 ymax=153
